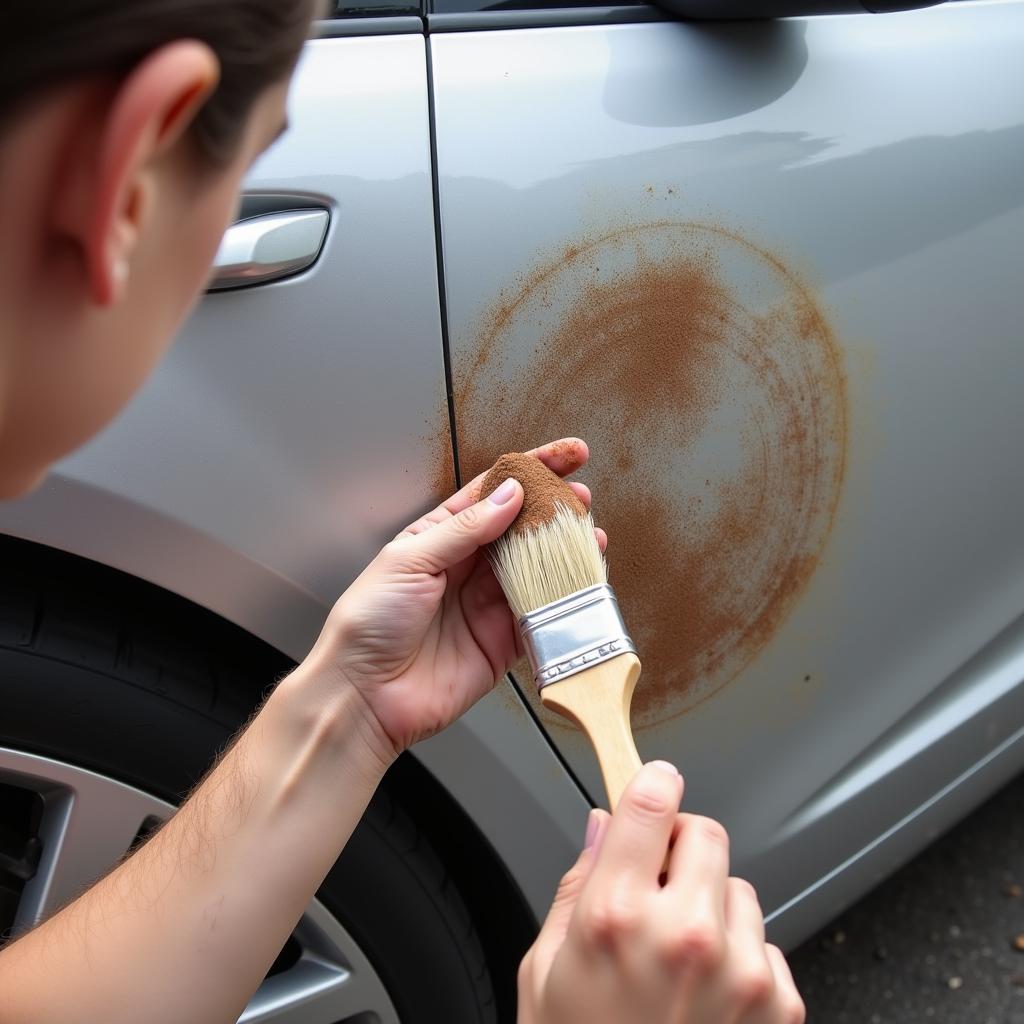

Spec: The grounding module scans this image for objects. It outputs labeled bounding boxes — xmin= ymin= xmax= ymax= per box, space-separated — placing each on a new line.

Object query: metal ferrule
xmin=519 ymin=583 xmax=636 ymax=691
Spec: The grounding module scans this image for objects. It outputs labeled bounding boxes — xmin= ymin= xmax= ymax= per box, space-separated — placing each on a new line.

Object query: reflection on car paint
xmin=452 ymin=221 xmax=847 ymax=727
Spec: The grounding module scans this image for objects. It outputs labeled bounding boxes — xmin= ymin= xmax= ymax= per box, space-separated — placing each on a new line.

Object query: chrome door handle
xmin=208 ymin=209 xmax=329 ymax=291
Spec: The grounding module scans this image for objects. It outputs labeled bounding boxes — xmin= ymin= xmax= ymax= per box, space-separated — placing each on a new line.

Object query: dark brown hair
xmin=5 ymin=0 xmax=321 ymax=164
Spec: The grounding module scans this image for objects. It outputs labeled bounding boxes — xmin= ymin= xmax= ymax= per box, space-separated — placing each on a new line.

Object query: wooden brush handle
xmin=540 ymin=652 xmax=643 ymax=811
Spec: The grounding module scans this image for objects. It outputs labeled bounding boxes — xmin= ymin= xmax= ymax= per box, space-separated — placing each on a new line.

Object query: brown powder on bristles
xmin=481 ymin=452 xmax=586 ymax=535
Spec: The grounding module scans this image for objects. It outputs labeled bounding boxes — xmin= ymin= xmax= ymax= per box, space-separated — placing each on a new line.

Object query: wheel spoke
xmin=240 ymin=959 xmax=392 ymax=1024
xmin=240 ymin=902 xmax=400 ymax=1024
xmin=1 ymin=749 xmax=401 ymax=1024
xmin=0 ymin=747 xmax=170 ymax=929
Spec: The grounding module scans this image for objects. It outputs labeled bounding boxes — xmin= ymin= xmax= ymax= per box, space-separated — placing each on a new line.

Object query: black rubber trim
xmin=428 ymin=3 xmax=667 ymax=29
xmin=655 ymin=0 xmax=942 ymax=14
xmin=314 ymin=15 xmax=425 ymax=36
xmin=234 ymin=193 xmax=331 ymax=219
xmin=424 ymin=39 xmax=463 ymax=488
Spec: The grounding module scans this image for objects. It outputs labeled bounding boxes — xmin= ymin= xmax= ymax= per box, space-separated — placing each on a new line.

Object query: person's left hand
xmin=303 ymin=437 xmax=606 ymax=759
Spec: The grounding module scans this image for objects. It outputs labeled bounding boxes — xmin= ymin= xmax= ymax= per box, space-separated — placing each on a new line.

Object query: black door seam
xmin=424 ymin=37 xmax=462 ymax=489
xmin=423 ymin=37 xmax=598 ymax=809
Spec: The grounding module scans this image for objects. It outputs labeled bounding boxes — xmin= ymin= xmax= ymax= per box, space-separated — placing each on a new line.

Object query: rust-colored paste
xmin=450 ymin=221 xmax=847 ymax=726
xmin=480 ymin=452 xmax=586 ymax=535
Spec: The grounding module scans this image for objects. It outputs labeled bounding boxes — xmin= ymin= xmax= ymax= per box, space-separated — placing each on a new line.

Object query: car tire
xmin=0 ymin=538 xmax=498 ymax=1023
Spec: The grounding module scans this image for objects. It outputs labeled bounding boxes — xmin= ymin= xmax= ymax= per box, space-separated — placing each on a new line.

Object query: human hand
xmin=303 ymin=437 xmax=606 ymax=759
xmin=518 ymin=763 xmax=805 ymax=1024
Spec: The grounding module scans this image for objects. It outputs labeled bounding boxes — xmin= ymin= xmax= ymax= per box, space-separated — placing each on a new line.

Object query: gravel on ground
xmin=789 ymin=769 xmax=1024 ymax=1023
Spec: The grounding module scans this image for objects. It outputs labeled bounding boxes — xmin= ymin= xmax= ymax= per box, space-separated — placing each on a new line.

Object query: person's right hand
xmin=518 ymin=762 xmax=805 ymax=1024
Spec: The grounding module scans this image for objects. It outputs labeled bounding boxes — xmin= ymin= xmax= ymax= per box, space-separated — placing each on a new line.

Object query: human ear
xmin=55 ymin=41 xmax=220 ymax=308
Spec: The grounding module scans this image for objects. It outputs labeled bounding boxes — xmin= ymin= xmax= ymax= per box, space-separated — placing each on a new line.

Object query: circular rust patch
xmin=455 ymin=222 xmax=847 ymax=726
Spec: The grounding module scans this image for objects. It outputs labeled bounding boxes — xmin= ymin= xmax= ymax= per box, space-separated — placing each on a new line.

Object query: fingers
xmin=399 ymin=439 xmax=599 ymax=552
xmin=666 ymin=813 xmax=730 ymax=914
xmin=556 ymin=480 xmax=607 ymax=553
xmin=725 ymin=877 xmax=765 ymax=944
xmin=765 ymin=944 xmax=806 ymax=1023
xmin=530 ymin=436 xmax=589 ymax=476
xmin=721 ymin=879 xmax=805 ymax=1023
xmin=532 ymin=810 xmax=610 ymax=964
xmin=519 ymin=808 xmax=610 ymax=1012
xmin=567 ymin=481 xmax=591 ymax=507
xmin=723 ymin=878 xmax=775 ymax=1013
xmin=388 ymin=480 xmax=524 ymax=575
xmin=403 ymin=478 xmax=597 ymax=541
xmin=587 ymin=762 xmax=683 ymax=897
xmin=443 ymin=438 xmax=590 ymax=517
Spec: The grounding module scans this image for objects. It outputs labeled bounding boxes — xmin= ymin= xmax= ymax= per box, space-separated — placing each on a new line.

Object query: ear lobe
xmin=86 ymin=41 xmax=220 ymax=307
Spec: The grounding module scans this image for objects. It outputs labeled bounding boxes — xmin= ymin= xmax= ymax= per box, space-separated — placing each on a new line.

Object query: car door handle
xmin=208 ymin=208 xmax=329 ymax=291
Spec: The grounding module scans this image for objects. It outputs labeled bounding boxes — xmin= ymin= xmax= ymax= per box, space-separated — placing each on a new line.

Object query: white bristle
xmin=489 ymin=503 xmax=607 ymax=620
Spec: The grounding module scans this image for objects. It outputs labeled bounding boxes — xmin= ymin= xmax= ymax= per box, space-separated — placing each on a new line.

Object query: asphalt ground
xmin=788 ymin=769 xmax=1024 ymax=1023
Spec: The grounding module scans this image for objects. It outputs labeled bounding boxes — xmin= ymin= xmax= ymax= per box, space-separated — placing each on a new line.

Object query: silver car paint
xmin=0 ymin=36 xmax=588 ymax=919
xmin=432 ymin=0 xmax=1024 ymax=945
xmin=1 ymin=0 xmax=1021 ymax=954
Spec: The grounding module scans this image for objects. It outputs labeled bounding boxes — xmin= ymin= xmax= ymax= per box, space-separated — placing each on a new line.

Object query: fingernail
xmin=647 ymin=760 xmax=680 ymax=777
xmin=488 ymin=478 xmax=517 ymax=505
xmin=584 ymin=809 xmax=600 ymax=849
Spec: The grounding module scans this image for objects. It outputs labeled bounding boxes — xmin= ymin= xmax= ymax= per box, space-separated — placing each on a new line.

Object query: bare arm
xmin=0 ymin=437 xmax=592 ymax=1024
xmin=0 ymin=664 xmax=391 ymax=1024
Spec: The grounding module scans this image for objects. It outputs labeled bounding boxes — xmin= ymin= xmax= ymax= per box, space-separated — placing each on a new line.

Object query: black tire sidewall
xmin=0 ymin=642 xmax=495 ymax=1023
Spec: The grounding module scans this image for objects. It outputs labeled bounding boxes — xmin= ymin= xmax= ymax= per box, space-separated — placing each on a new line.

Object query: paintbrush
xmin=481 ymin=452 xmax=643 ymax=810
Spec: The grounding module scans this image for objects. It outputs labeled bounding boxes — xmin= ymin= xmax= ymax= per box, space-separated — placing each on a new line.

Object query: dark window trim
xmin=315 ymin=3 xmax=668 ymax=36
xmin=314 ymin=15 xmax=425 ymax=36
xmin=426 ymin=5 xmax=666 ymax=30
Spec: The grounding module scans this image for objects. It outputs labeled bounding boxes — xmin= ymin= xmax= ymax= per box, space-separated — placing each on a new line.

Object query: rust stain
xmin=427 ymin=424 xmax=457 ymax=500
xmin=450 ymin=221 xmax=847 ymax=728
xmin=423 ymin=389 xmax=456 ymax=501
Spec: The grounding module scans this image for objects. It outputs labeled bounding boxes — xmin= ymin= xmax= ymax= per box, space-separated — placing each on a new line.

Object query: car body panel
xmin=2 ymin=0 xmax=1022 ymax=953
xmin=431 ymin=0 xmax=1024 ymax=942
xmin=0 ymin=35 xmax=588 ymax=920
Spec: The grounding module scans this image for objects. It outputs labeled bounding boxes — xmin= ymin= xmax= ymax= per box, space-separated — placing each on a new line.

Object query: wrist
xmin=269 ymin=653 xmax=398 ymax=783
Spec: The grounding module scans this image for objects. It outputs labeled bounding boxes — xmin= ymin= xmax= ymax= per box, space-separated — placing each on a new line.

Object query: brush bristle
xmin=489 ymin=504 xmax=607 ymax=620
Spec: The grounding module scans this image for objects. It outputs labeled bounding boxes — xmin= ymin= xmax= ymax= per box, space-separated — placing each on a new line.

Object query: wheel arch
xmin=0 ymin=476 xmax=591 ymax=908
xmin=0 ymin=527 xmax=543 ymax=1016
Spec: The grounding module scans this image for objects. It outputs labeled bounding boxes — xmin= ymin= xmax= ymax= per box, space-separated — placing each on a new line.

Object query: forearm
xmin=0 ymin=656 xmax=394 ymax=1024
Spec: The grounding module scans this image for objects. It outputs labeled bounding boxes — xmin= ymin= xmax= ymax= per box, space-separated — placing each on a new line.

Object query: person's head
xmin=0 ymin=0 xmax=320 ymax=497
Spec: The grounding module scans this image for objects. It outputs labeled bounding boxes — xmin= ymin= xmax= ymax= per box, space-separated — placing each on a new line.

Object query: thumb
xmin=530 ymin=809 xmax=609 ymax=973
xmin=392 ymin=478 xmax=523 ymax=574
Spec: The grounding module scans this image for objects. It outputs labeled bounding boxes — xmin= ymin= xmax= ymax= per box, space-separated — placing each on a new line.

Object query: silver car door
xmin=430 ymin=0 xmax=1024 ymax=946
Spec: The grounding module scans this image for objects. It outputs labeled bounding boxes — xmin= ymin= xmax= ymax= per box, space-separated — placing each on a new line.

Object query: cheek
xmin=37 ymin=179 xmax=241 ymax=463
xmin=0 ymin=168 xmax=250 ymax=494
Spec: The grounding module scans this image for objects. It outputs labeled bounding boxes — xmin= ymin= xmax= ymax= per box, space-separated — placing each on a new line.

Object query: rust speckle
xmin=452 ymin=221 xmax=847 ymax=727
xmin=426 ymin=414 xmax=457 ymax=500
xmin=548 ymin=438 xmax=585 ymax=474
